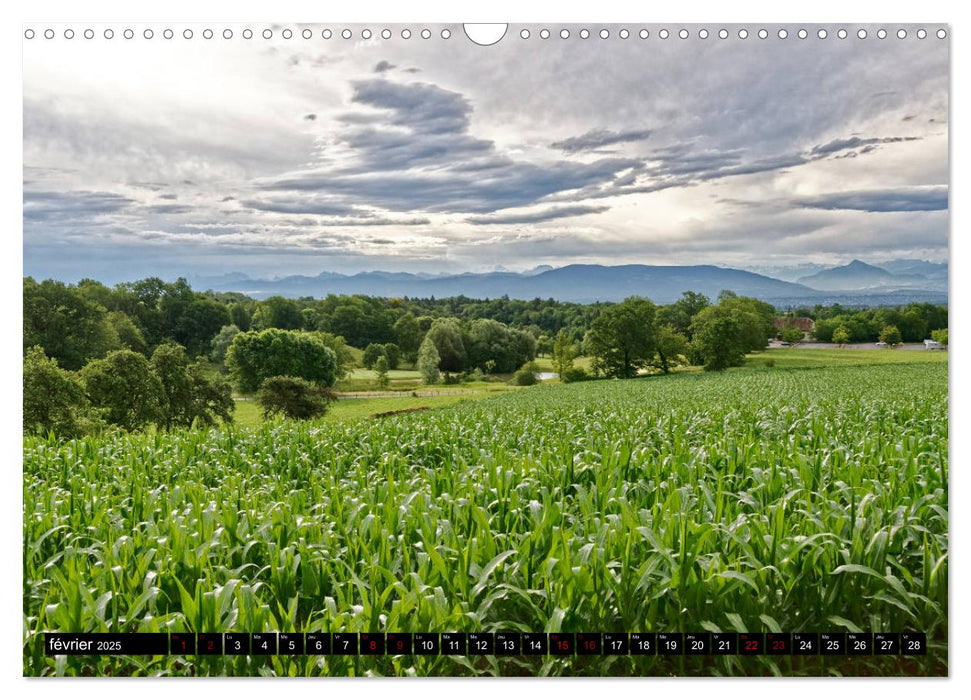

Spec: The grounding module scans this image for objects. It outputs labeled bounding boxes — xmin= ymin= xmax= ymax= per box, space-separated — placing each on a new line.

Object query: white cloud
xmin=22 ymin=25 xmax=949 ymax=281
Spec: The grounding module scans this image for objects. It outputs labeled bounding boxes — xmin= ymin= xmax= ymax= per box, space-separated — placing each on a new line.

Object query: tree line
xmin=23 ymin=275 xmax=948 ymax=436
xmin=803 ymin=302 xmax=947 ymax=344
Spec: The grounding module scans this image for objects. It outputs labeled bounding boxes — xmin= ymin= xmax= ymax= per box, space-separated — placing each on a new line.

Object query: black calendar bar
xmin=42 ymin=631 xmax=932 ymax=657
xmin=44 ymin=633 xmax=168 ymax=656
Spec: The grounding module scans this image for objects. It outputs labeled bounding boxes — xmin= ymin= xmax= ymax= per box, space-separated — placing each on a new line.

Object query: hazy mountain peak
xmin=798 ymin=258 xmax=943 ymax=293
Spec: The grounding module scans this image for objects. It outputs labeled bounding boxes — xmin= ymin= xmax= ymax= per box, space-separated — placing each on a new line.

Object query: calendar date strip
xmin=42 ymin=631 xmax=928 ymax=657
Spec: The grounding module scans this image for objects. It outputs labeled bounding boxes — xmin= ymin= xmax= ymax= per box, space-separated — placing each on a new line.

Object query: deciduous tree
xmin=226 ymin=329 xmax=338 ymax=392
xmin=417 ymin=336 xmax=441 ymax=384
xmin=80 ymin=350 xmax=162 ymax=431
xmin=258 ymin=376 xmax=335 ymax=420
xmin=588 ymin=297 xmax=657 ymax=378
xmin=23 ymin=347 xmax=102 ymax=437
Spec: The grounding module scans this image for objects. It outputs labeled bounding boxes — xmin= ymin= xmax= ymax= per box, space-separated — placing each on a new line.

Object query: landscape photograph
xmin=22 ymin=23 xmax=948 ymax=677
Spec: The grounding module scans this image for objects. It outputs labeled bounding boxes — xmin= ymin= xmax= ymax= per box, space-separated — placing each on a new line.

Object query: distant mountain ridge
xmin=184 ymin=263 xmax=843 ymax=304
xmin=796 ymin=259 xmax=947 ymax=292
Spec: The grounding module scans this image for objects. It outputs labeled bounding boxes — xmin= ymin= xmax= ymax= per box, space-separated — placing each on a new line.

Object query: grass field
xmin=742 ymin=348 xmax=948 ymax=370
xmin=533 ymin=355 xmax=595 ymax=373
xmin=346 ymin=367 xmax=423 ymax=381
xmin=23 ymin=350 xmax=947 ymax=676
xmin=233 ymin=393 xmax=500 ymax=427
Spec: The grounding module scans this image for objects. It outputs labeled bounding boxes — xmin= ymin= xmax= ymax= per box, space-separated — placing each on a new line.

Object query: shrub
xmin=560 ymin=367 xmax=590 ymax=383
xmin=257 ymin=376 xmax=335 ymax=420
xmin=780 ymin=326 xmax=803 ymax=345
xmin=511 ymin=361 xmax=540 ymax=386
xmin=764 ymin=358 xmax=776 ymax=368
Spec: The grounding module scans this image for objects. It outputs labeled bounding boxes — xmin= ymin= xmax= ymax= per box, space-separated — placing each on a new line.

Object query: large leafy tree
xmin=588 ymin=297 xmax=658 ymax=378
xmin=689 ymin=307 xmax=747 ymax=371
xmin=225 ymin=328 xmax=338 ymax=392
xmin=112 ymin=277 xmax=168 ymax=348
xmin=656 ymin=291 xmax=711 ymax=339
xmin=23 ymin=278 xmax=120 ymax=370
xmin=258 ymin=376 xmax=335 ymax=420
xmin=653 ymin=325 xmax=689 ymax=374
xmin=23 ymin=347 xmax=102 ymax=438
xmin=158 ymin=279 xmax=231 ymax=356
xmin=228 ymin=302 xmax=252 ymax=332
xmin=150 ymin=342 xmax=233 ymax=429
xmin=80 ymin=350 xmax=162 ymax=431
xmin=690 ymin=295 xmax=773 ymax=371
xmin=309 ymin=331 xmax=355 ymax=380
xmin=425 ymin=318 xmax=467 ymax=373
xmin=107 ymin=310 xmax=147 ymax=354
xmin=465 ymin=318 xmax=536 ymax=374
xmin=393 ymin=312 xmax=423 ymax=362
xmin=252 ymin=296 xmax=304 ymax=331
xmin=323 ymin=299 xmax=395 ymax=348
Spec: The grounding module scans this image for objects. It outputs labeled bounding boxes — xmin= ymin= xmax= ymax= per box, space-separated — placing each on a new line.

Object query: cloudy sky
xmin=23 ymin=24 xmax=949 ymax=282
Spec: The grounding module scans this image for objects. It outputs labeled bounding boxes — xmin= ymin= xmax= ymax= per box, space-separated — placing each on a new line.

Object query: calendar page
xmin=22 ymin=21 xmax=948 ymax=678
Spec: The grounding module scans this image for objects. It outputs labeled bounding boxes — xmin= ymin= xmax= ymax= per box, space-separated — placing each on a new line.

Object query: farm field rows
xmin=23 ymin=354 xmax=947 ymax=676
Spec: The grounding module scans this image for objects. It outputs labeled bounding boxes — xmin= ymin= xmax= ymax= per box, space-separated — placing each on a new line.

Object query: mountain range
xmin=796 ymin=259 xmax=947 ymax=292
xmin=191 ymin=259 xmax=947 ymax=305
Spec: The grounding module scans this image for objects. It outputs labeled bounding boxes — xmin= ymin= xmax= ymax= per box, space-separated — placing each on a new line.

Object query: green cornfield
xmin=23 ymin=360 xmax=948 ymax=676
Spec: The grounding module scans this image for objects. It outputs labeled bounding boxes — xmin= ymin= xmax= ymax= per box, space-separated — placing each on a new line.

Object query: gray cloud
xmin=241 ymin=197 xmax=364 ymax=216
xmin=239 ymin=196 xmax=432 ymax=226
xmin=143 ymin=204 xmax=194 ymax=214
xmin=373 ymin=60 xmax=396 ymax=73
xmin=267 ymin=158 xmax=638 ymax=214
xmin=797 ymin=186 xmax=948 ymax=213
xmin=467 ymin=205 xmax=610 ymax=225
xmin=809 ymin=136 xmax=921 ymax=158
xmin=23 ymin=190 xmax=133 ymax=223
xmin=263 ymin=79 xmax=640 ymax=213
xmin=550 ymin=128 xmax=653 ymax=153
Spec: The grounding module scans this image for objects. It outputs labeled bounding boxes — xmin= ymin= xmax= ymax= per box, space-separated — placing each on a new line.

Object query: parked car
xmin=875 ymin=341 xmax=888 ymax=348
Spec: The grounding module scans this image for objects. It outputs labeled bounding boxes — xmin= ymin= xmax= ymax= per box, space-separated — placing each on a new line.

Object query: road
xmin=767 ymin=340 xmax=938 ymax=351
